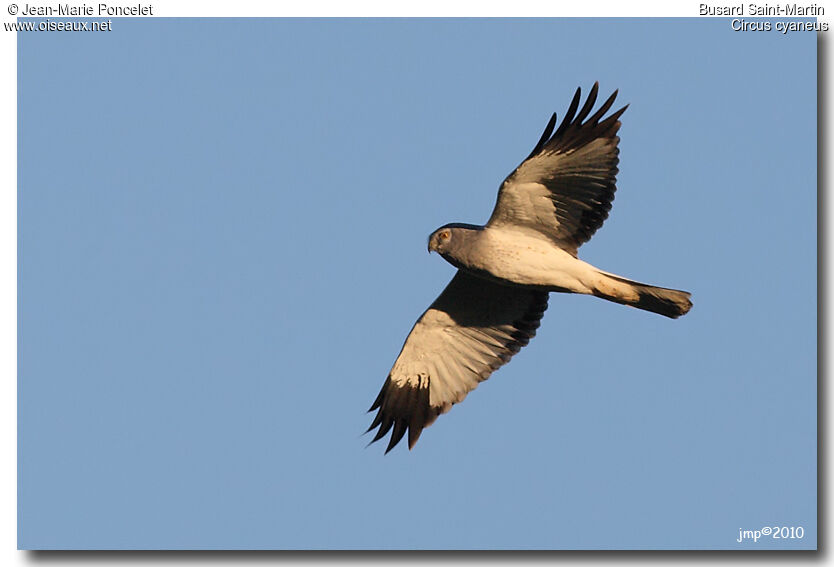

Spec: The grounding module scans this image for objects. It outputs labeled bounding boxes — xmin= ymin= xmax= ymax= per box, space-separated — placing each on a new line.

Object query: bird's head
xmin=427 ymin=223 xmax=482 ymax=256
xmin=427 ymin=226 xmax=454 ymax=254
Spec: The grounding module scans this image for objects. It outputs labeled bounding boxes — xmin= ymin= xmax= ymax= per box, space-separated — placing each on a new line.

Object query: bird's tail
xmin=592 ymin=270 xmax=692 ymax=319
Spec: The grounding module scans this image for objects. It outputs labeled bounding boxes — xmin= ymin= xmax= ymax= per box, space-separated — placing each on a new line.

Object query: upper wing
xmin=367 ymin=271 xmax=548 ymax=453
xmin=486 ymin=82 xmax=628 ymax=256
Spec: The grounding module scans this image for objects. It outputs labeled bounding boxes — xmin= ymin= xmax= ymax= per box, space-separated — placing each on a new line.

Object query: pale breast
xmin=466 ymin=227 xmax=595 ymax=293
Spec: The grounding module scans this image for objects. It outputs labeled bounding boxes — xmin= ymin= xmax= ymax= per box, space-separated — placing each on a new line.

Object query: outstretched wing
xmin=367 ymin=271 xmax=548 ymax=453
xmin=486 ymin=82 xmax=628 ymax=256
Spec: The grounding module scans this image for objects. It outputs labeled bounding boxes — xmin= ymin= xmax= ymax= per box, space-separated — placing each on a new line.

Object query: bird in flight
xmin=367 ymin=83 xmax=692 ymax=453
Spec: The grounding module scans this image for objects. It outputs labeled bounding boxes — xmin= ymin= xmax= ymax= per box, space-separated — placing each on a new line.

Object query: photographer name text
xmin=19 ymin=3 xmax=152 ymax=16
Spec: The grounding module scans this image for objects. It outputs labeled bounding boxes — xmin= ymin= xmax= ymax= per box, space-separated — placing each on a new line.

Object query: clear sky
xmin=18 ymin=18 xmax=816 ymax=550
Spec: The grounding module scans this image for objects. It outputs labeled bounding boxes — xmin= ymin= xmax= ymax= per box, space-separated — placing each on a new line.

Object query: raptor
xmin=367 ymin=83 xmax=692 ymax=453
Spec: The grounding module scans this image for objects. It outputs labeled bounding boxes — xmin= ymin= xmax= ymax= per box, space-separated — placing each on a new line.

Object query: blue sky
xmin=18 ymin=18 xmax=816 ymax=549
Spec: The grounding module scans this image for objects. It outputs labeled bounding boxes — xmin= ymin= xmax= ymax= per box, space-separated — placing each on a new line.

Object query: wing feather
xmin=367 ymin=271 xmax=548 ymax=452
xmin=487 ymin=82 xmax=628 ymax=255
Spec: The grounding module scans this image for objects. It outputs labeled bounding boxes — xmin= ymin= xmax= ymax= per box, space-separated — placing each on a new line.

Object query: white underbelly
xmin=474 ymin=228 xmax=597 ymax=293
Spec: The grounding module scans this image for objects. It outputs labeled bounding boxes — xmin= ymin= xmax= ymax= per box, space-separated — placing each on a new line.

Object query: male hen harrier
xmin=367 ymin=83 xmax=692 ymax=453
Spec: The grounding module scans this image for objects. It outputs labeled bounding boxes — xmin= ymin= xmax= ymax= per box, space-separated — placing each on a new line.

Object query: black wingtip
xmin=364 ymin=410 xmax=382 ymax=434
xmin=383 ymin=420 xmax=407 ymax=454
xmin=527 ymin=112 xmax=558 ymax=160
xmin=552 ymin=85 xmax=582 ymax=139
xmin=574 ymin=82 xmax=599 ymax=124
xmin=599 ymin=104 xmax=629 ymax=131
xmin=367 ymin=376 xmax=390 ymax=412
xmin=526 ymin=83 xmax=625 ymax=157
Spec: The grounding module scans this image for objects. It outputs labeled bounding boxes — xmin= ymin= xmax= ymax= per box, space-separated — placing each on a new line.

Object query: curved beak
xmin=427 ymin=236 xmax=436 ymax=254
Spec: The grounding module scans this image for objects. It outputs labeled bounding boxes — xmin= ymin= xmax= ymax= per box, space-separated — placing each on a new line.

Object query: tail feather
xmin=593 ymin=271 xmax=692 ymax=319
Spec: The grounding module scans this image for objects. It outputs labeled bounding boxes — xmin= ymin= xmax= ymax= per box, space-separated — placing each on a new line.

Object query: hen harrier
xmin=367 ymin=83 xmax=692 ymax=453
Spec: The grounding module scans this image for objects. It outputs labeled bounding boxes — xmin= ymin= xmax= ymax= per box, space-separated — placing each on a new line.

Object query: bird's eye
xmin=440 ymin=230 xmax=450 ymax=240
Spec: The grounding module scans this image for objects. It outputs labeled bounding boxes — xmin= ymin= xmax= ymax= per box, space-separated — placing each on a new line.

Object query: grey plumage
xmin=368 ymin=83 xmax=692 ymax=453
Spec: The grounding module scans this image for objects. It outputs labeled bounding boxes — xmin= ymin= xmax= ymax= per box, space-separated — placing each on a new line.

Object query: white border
xmin=1 ymin=0 xmax=16 ymax=561
xmin=5 ymin=0 xmax=831 ymax=18
xmin=1 ymin=2 xmax=829 ymax=564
